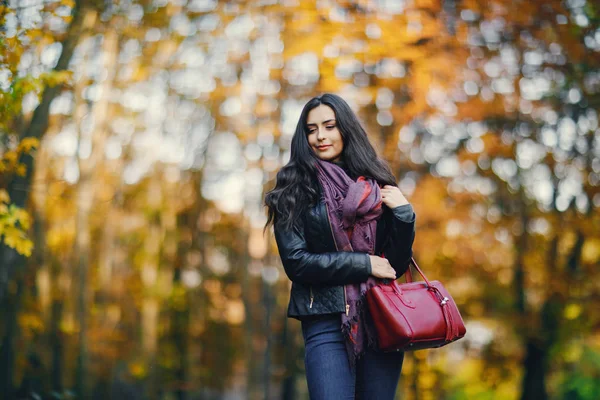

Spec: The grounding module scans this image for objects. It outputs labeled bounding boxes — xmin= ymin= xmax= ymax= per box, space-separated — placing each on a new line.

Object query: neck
xmin=332 ymin=158 xmax=346 ymax=167
xmin=329 ymin=159 xmax=355 ymax=180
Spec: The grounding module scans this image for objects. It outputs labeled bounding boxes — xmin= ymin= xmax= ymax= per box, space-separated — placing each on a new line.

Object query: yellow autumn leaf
xmin=3 ymin=226 xmax=21 ymax=249
xmin=60 ymin=317 xmax=77 ymax=334
xmin=53 ymin=70 xmax=73 ymax=85
xmin=564 ymin=303 xmax=582 ymax=320
xmin=3 ymin=150 xmax=18 ymax=164
xmin=582 ymin=240 xmax=600 ymax=264
xmin=0 ymin=189 xmax=9 ymax=203
xmin=129 ymin=362 xmax=147 ymax=378
xmin=563 ymin=341 xmax=583 ymax=362
xmin=4 ymin=207 xmax=18 ymax=225
xmin=16 ymin=164 xmax=27 ymax=177
xmin=18 ymin=313 xmax=45 ymax=332
xmin=418 ymin=371 xmax=437 ymax=389
xmin=45 ymin=230 xmax=63 ymax=251
xmin=16 ymin=239 xmax=33 ymax=257
xmin=14 ymin=208 xmax=31 ymax=230
xmin=40 ymin=71 xmax=72 ymax=87
xmin=18 ymin=137 xmax=39 ymax=153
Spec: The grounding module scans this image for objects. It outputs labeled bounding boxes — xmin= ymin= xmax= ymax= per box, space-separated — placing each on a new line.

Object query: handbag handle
xmin=380 ymin=256 xmax=432 ymax=287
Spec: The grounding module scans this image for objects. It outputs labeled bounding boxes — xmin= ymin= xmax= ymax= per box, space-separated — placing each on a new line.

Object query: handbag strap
xmin=404 ymin=257 xmax=432 ymax=287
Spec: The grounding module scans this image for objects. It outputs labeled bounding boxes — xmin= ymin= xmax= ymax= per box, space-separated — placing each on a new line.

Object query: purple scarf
xmin=315 ymin=159 xmax=384 ymax=369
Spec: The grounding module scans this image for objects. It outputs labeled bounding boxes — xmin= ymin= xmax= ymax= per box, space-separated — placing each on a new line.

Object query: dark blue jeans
xmin=301 ymin=314 xmax=404 ymax=399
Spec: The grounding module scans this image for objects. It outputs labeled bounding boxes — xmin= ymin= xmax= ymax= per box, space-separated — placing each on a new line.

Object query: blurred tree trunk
xmin=143 ymin=177 xmax=168 ymax=400
xmin=165 ymin=166 xmax=207 ymax=398
xmin=99 ymin=190 xmax=120 ymax=288
xmin=142 ymin=180 xmax=164 ymax=356
xmin=512 ymin=178 xmax=548 ymax=400
xmin=520 ymin=230 xmax=585 ymax=400
xmin=280 ymin=312 xmax=297 ymax=400
xmin=73 ymin=93 xmax=93 ymax=400
xmin=172 ymin=212 xmax=191 ymax=400
xmin=73 ymin=26 xmax=117 ymax=397
xmin=0 ymin=279 xmax=23 ymax=400
xmin=262 ymin=278 xmax=272 ymax=400
xmin=49 ymin=256 xmax=65 ymax=393
xmin=520 ymin=339 xmax=548 ymax=400
xmin=239 ymin=224 xmax=258 ymax=397
xmin=0 ymin=4 xmax=90 ymax=398
xmin=181 ymin=170 xmax=205 ymax=398
xmin=520 ymin=181 xmax=559 ymax=400
xmin=410 ymin=352 xmax=420 ymax=400
xmin=14 ymin=181 xmax=47 ymax=397
xmin=514 ymin=186 xmax=528 ymax=316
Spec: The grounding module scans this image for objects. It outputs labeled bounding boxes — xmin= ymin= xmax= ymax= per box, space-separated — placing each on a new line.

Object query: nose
xmin=316 ymin=127 xmax=325 ymax=141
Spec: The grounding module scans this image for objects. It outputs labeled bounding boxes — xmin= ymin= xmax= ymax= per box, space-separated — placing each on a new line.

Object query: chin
xmin=316 ymin=152 xmax=342 ymax=161
xmin=320 ymin=156 xmax=338 ymax=162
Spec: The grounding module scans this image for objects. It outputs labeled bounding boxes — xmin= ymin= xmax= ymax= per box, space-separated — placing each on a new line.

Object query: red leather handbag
xmin=366 ymin=257 xmax=466 ymax=352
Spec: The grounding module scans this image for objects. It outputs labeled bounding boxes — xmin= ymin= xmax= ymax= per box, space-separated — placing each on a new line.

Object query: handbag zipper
xmin=324 ymin=202 xmax=350 ymax=316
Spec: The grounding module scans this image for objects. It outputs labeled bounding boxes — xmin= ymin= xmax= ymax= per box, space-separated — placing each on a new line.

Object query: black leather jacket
xmin=274 ymin=198 xmax=416 ymax=320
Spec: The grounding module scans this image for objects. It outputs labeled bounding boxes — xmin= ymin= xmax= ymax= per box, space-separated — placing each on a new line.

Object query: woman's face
xmin=306 ymin=104 xmax=344 ymax=162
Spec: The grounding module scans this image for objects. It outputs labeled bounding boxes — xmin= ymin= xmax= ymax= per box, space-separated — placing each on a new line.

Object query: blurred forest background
xmin=0 ymin=0 xmax=599 ymax=399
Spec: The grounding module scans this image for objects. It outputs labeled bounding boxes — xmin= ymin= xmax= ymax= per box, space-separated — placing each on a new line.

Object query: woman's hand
xmin=380 ymin=185 xmax=410 ymax=208
xmin=369 ymin=255 xmax=396 ymax=279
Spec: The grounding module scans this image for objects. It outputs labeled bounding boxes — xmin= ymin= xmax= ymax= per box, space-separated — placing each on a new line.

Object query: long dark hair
xmin=264 ymin=93 xmax=397 ymax=230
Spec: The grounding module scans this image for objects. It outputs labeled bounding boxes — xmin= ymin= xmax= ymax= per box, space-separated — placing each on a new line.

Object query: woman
xmin=264 ymin=93 xmax=415 ymax=399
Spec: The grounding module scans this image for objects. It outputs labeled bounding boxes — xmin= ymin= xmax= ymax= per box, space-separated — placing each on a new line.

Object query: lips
xmin=317 ymin=145 xmax=332 ymax=150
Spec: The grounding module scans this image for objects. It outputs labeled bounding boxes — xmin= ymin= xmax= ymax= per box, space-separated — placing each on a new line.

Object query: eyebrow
xmin=307 ymin=119 xmax=336 ymax=126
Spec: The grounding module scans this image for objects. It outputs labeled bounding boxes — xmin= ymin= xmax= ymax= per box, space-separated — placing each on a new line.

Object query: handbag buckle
xmin=440 ymin=297 xmax=449 ymax=306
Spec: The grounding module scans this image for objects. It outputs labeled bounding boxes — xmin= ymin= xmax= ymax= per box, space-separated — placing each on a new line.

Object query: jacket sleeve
xmin=273 ymin=217 xmax=372 ymax=286
xmin=383 ymin=204 xmax=416 ymax=279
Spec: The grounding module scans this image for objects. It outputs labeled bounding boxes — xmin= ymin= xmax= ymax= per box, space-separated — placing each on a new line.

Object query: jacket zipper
xmin=309 ymin=286 xmax=314 ymax=308
xmin=344 ymin=285 xmax=349 ymax=316
xmin=324 ymin=203 xmax=350 ymax=316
